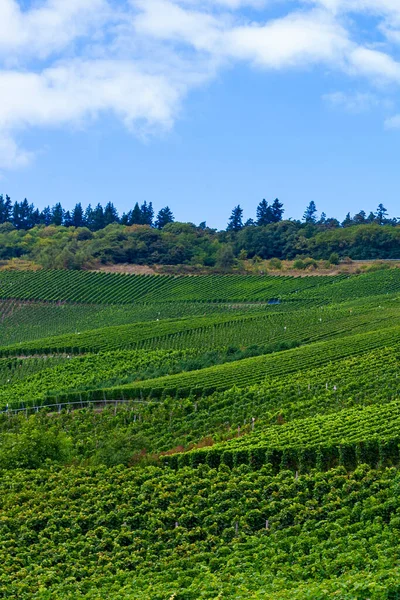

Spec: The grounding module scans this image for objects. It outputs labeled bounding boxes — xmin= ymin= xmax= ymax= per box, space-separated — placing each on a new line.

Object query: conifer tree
xmin=227 ymin=205 xmax=244 ymax=231
xmin=303 ymin=201 xmax=317 ymax=223
xmin=104 ymin=202 xmax=119 ymax=226
xmin=72 ymin=203 xmax=84 ymax=228
xmin=155 ymin=206 xmax=174 ymax=229
xmin=51 ymin=203 xmax=64 ymax=227
xmin=270 ymin=198 xmax=284 ymax=222
xmin=256 ymin=199 xmax=272 ymax=226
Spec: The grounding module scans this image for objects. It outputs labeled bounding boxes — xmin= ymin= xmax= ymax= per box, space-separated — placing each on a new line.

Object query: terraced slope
xmin=2 ymin=464 xmax=400 ymax=599
xmin=0 ymin=269 xmax=345 ymax=304
xmin=1 ymin=268 xmax=400 ymax=599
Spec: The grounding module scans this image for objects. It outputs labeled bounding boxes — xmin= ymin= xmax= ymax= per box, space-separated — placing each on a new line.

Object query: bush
xmin=0 ymin=423 xmax=72 ymax=469
xmin=216 ymin=245 xmax=235 ymax=270
xmin=269 ymin=258 xmax=282 ymax=270
xmin=304 ymin=258 xmax=318 ymax=270
xmin=93 ymin=431 xmax=150 ymax=467
xmin=329 ymin=252 xmax=340 ymax=265
xmin=293 ymin=259 xmax=306 ymax=270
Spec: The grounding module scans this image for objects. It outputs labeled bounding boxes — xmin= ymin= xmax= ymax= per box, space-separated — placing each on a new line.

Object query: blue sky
xmin=1 ymin=0 xmax=400 ymax=229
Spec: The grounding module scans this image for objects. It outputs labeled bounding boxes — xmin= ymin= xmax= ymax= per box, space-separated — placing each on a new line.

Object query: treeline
xmin=0 ymin=194 xmax=400 ymax=268
xmin=1 ymin=194 xmax=398 ymax=231
xmin=0 ymin=195 xmax=175 ymax=230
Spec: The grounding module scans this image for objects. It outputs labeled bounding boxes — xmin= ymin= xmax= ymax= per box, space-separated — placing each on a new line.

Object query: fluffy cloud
xmin=0 ymin=0 xmax=109 ymax=59
xmin=1 ymin=0 xmax=400 ymax=170
xmin=0 ymin=61 xmax=185 ymax=131
xmin=0 ymin=135 xmax=33 ymax=171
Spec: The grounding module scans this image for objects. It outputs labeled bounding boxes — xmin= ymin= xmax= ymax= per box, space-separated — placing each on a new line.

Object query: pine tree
xmin=12 ymin=202 xmax=21 ymax=228
xmin=51 ymin=203 xmax=64 ymax=227
xmin=155 ymin=206 xmax=174 ymax=229
xmin=92 ymin=203 xmax=105 ymax=230
xmin=270 ymin=198 xmax=284 ymax=222
xmin=84 ymin=204 xmax=95 ymax=230
xmin=104 ymin=202 xmax=119 ymax=226
xmin=256 ymin=200 xmax=273 ymax=226
xmin=19 ymin=199 xmax=33 ymax=229
xmin=30 ymin=208 xmax=41 ymax=227
xmin=40 ymin=206 xmax=52 ymax=226
xmin=342 ymin=212 xmax=353 ymax=227
xmin=120 ymin=211 xmax=131 ymax=226
xmin=303 ymin=201 xmax=317 ymax=223
xmin=375 ymin=203 xmax=388 ymax=225
xmin=72 ymin=203 xmax=84 ymax=228
xmin=0 ymin=195 xmax=6 ymax=223
xmin=227 ymin=205 xmax=244 ymax=232
xmin=131 ymin=203 xmax=142 ymax=225
xmin=353 ymin=210 xmax=366 ymax=225
xmin=64 ymin=211 xmax=73 ymax=227
xmin=4 ymin=195 xmax=12 ymax=223
xmin=141 ymin=201 xmax=154 ymax=226
xmin=12 ymin=202 xmax=20 ymax=228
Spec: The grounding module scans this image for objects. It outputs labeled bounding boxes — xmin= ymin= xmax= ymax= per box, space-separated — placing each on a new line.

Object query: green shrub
xmin=269 ymin=258 xmax=282 ymax=270
xmin=293 ymin=259 xmax=306 ymax=270
xmin=329 ymin=252 xmax=340 ymax=265
xmin=0 ymin=422 xmax=72 ymax=469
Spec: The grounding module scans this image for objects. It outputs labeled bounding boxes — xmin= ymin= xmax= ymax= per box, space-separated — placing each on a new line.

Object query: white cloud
xmin=1 ymin=0 xmax=400 ymax=170
xmin=385 ymin=114 xmax=400 ymax=129
xmin=0 ymin=135 xmax=33 ymax=170
xmin=323 ymin=90 xmax=389 ymax=112
xmin=0 ymin=61 xmax=185 ymax=132
xmin=223 ymin=10 xmax=350 ymax=68
xmin=349 ymin=47 xmax=400 ymax=83
xmin=0 ymin=0 xmax=109 ymax=60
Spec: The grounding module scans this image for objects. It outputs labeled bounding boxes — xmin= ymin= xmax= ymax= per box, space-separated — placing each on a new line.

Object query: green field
xmin=1 ymin=268 xmax=400 ymax=598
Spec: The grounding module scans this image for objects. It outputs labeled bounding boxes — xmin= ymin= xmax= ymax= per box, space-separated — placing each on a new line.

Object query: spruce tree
xmin=303 ymin=201 xmax=317 ymax=223
xmin=64 ymin=211 xmax=73 ymax=227
xmin=12 ymin=202 xmax=21 ymax=228
xmin=92 ymin=203 xmax=105 ymax=230
xmin=270 ymin=198 xmax=284 ymax=222
xmin=141 ymin=201 xmax=154 ymax=226
xmin=40 ymin=206 xmax=52 ymax=226
xmin=104 ymin=202 xmax=119 ymax=226
xmin=0 ymin=195 xmax=6 ymax=223
xmin=84 ymin=204 xmax=95 ymax=230
xmin=155 ymin=206 xmax=174 ymax=229
xmin=131 ymin=203 xmax=142 ymax=225
xmin=72 ymin=203 xmax=84 ymax=228
xmin=51 ymin=203 xmax=64 ymax=227
xmin=227 ymin=205 xmax=244 ymax=232
xmin=256 ymin=199 xmax=272 ymax=226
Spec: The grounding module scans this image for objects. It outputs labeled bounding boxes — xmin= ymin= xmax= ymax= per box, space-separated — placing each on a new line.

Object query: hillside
xmin=2 ymin=219 xmax=400 ymax=271
xmin=1 ymin=269 xmax=400 ymax=598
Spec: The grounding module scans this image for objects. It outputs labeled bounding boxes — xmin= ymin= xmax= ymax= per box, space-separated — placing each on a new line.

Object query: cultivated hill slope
xmin=0 ymin=268 xmax=400 ymax=598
